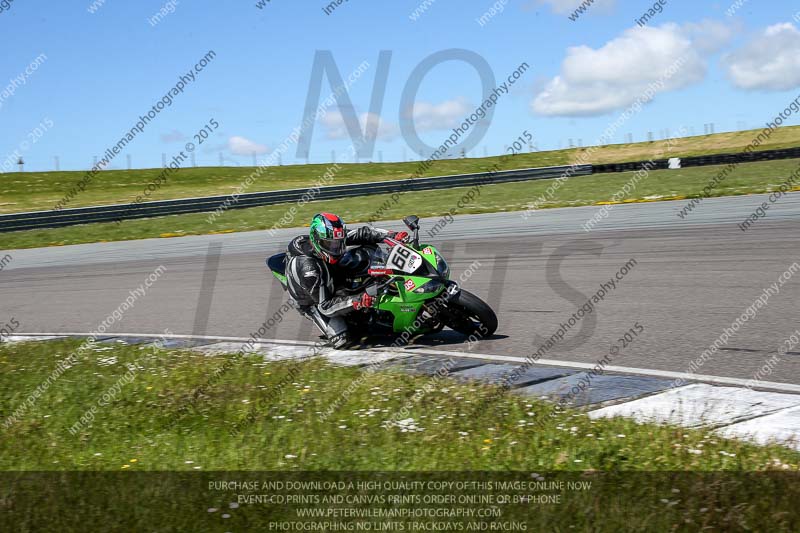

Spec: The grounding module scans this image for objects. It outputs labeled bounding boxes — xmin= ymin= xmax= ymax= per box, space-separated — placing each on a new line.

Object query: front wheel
xmin=442 ymin=290 xmax=498 ymax=338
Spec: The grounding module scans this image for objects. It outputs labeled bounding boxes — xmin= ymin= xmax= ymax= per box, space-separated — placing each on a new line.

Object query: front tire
xmin=442 ymin=290 xmax=498 ymax=338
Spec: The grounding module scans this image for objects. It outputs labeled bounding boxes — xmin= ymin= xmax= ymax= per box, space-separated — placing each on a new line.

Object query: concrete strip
xmin=4 ymin=332 xmax=318 ymax=347
xmin=192 ymin=342 xmax=317 ymax=361
xmin=154 ymin=338 xmax=217 ymax=349
xmin=324 ymin=351 xmax=410 ymax=367
xmin=98 ymin=336 xmax=165 ymax=345
xmin=452 ymin=363 xmax=577 ymax=388
xmin=518 ymin=373 xmax=674 ymax=407
xmin=387 ymin=356 xmax=488 ymax=376
xmin=1 ymin=335 xmax=67 ymax=343
xmin=589 ymin=384 xmax=800 ymax=428
xmin=188 ymin=340 xmax=408 ymax=367
xmin=386 ymin=346 xmax=800 ymax=394
xmin=717 ymin=405 xmax=800 ymax=450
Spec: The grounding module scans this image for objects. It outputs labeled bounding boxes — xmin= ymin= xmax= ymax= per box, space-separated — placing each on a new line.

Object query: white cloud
xmin=408 ymin=98 xmax=472 ymax=131
xmin=538 ymin=0 xmax=615 ymax=16
xmin=228 ymin=136 xmax=269 ymax=156
xmin=319 ymin=100 xmax=472 ymax=142
xmin=682 ymin=20 xmax=736 ymax=54
xmin=724 ymin=23 xmax=800 ymax=91
xmin=320 ymin=111 xmax=398 ymax=141
xmin=532 ymin=22 xmax=731 ymax=117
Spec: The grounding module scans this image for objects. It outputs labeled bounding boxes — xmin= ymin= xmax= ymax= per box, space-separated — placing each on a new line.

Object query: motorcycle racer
xmin=284 ymin=212 xmax=408 ymax=348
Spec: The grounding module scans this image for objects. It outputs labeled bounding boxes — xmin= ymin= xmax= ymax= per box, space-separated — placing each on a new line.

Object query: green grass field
xmin=2 ymin=125 xmax=800 ymax=215
xmin=3 ymin=157 xmax=800 ymax=250
xmin=1 ymin=339 xmax=798 ymax=530
xmin=2 ymin=339 xmax=797 ymax=470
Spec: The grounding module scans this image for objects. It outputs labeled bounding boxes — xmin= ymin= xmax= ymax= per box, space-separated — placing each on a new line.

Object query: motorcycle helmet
xmin=309 ymin=213 xmax=347 ymax=264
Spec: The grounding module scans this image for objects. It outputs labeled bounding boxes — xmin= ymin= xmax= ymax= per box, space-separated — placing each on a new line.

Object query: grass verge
xmin=1 ymin=340 xmax=798 ymax=530
xmin=3 ymin=157 xmax=800 ymax=250
xmin=1 ymin=339 xmax=797 ymax=470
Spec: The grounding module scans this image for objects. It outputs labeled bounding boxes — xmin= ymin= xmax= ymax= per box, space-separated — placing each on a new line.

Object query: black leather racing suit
xmin=285 ymin=226 xmax=391 ymax=347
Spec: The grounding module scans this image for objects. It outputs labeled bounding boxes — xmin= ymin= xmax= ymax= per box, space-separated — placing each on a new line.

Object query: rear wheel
xmin=442 ymin=290 xmax=497 ymax=338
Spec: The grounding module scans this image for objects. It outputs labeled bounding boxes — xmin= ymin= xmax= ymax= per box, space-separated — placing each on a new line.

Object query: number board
xmin=387 ymin=245 xmax=423 ymax=274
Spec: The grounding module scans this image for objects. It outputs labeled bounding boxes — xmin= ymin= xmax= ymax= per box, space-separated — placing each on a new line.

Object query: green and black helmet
xmin=309 ymin=213 xmax=347 ymax=264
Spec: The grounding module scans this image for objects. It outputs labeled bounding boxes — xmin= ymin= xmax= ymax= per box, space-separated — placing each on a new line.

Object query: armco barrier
xmin=592 ymin=146 xmax=800 ymax=174
xmin=2 ymin=144 xmax=799 ymax=233
xmin=0 ymin=165 xmax=591 ymax=232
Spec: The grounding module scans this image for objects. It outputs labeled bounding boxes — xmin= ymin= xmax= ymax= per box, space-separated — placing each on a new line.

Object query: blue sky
xmin=1 ymin=0 xmax=799 ymax=172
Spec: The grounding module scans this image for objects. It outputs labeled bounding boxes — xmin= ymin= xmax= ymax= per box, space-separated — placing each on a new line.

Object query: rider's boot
xmin=304 ymin=307 xmax=350 ymax=349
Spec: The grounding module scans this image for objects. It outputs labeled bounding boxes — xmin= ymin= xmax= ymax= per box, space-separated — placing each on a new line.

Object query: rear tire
xmin=442 ymin=290 xmax=498 ymax=338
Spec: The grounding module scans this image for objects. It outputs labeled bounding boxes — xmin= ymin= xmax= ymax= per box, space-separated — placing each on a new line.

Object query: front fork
xmin=419 ymin=280 xmax=461 ymax=328
xmin=445 ymin=280 xmax=461 ymax=299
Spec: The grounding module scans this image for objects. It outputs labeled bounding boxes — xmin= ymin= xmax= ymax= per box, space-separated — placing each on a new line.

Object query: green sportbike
xmin=268 ymin=215 xmax=497 ymax=343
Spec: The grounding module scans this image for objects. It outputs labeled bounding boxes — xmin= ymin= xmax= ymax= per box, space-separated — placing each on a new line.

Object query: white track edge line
xmin=403 ymin=347 xmax=800 ymax=393
xmin=10 ymin=333 xmax=800 ymax=394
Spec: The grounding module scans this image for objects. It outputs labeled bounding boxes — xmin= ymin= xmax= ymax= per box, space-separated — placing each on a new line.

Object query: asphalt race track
xmin=3 ymin=192 xmax=800 ymax=387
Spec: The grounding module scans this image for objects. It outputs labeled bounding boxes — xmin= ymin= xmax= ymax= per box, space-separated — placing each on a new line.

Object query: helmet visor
xmin=318 ymin=237 xmax=346 ymax=258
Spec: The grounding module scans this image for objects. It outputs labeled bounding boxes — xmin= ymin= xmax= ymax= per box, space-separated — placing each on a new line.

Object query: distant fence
xmin=2 ymin=145 xmax=799 ymax=233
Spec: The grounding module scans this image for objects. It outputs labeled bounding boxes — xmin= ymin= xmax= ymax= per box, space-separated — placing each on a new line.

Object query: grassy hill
xmin=2 ymin=125 xmax=799 ymax=215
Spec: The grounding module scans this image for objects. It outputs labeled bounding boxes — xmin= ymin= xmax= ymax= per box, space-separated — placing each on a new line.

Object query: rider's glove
xmin=352 ymin=292 xmax=376 ymax=310
xmin=390 ymin=231 xmax=410 ymax=243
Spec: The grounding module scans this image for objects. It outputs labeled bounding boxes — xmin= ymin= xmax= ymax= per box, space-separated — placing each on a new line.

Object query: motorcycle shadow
xmin=352 ymin=330 xmax=507 ymax=350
